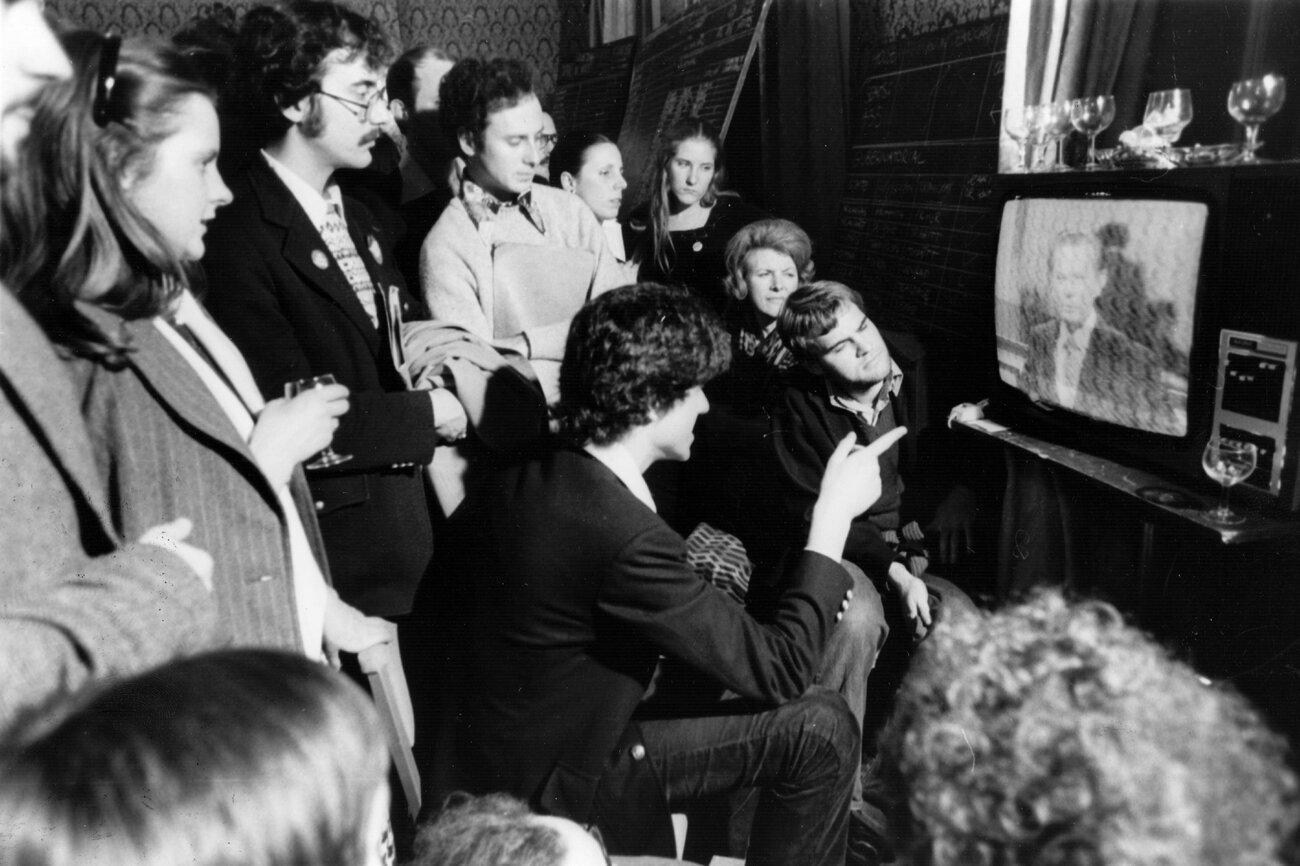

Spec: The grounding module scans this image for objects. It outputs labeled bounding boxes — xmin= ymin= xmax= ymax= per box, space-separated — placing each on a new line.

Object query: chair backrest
xmin=359 ymin=635 xmax=421 ymax=822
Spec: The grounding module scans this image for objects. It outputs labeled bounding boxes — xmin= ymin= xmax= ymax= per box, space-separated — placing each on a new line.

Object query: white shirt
xmin=261 ymin=149 xmax=347 ymax=232
xmin=1053 ymin=311 xmax=1098 ymax=410
xmin=584 ymin=441 xmax=657 ymax=513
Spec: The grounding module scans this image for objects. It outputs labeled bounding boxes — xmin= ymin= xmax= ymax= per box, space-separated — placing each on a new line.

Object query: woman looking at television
xmin=549 ymin=129 xmax=639 ymax=285
xmin=0 ymin=33 xmax=390 ymax=661
xmin=628 ymin=116 xmax=767 ymax=313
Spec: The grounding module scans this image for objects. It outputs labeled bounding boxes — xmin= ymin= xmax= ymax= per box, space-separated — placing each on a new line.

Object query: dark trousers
xmin=638 ymin=686 xmax=858 ymax=866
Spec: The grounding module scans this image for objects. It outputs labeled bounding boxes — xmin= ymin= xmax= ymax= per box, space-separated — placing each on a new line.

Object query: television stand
xmin=954 ymin=418 xmax=1300 ymax=547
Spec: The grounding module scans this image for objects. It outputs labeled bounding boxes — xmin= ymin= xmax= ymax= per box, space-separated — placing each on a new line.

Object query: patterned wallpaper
xmin=45 ymin=0 xmax=561 ymax=93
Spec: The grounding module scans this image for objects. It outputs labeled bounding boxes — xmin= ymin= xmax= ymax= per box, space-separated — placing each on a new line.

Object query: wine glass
xmin=1070 ymin=94 xmax=1116 ymax=170
xmin=285 ymin=374 xmax=353 ymax=469
xmin=1201 ymin=437 xmax=1257 ymax=525
xmin=1002 ymin=105 xmax=1033 ymax=172
xmin=1043 ymin=99 xmax=1075 ymax=170
xmin=1026 ymin=103 xmax=1057 ymax=172
xmin=1144 ymin=88 xmax=1194 ymax=147
xmin=1228 ymin=74 xmax=1286 ymax=163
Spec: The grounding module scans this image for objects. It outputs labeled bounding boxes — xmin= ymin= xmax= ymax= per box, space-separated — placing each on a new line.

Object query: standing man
xmin=203 ymin=1 xmax=466 ymax=618
xmin=0 ymin=0 xmax=216 ymax=731
xmin=421 ymin=58 xmax=624 ymax=402
xmin=1020 ymin=230 xmax=1179 ymax=432
xmin=433 ymin=283 xmax=904 ymax=864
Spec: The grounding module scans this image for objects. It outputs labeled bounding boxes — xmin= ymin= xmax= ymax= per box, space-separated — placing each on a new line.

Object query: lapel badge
xmin=311 ymin=249 xmax=330 ymax=270
xmin=367 ymin=235 xmax=384 ymax=265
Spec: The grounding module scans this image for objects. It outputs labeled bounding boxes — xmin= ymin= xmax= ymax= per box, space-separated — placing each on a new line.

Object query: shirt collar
xmin=584 ymin=442 xmax=657 ymax=513
xmin=460 ymin=176 xmax=545 ymax=234
xmin=1057 ymin=310 xmax=1098 ymax=354
xmin=261 ymin=149 xmax=345 ymax=230
xmin=828 ymin=359 xmax=904 ymax=426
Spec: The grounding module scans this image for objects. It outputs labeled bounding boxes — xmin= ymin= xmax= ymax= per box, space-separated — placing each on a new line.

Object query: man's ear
xmin=456 ymin=128 xmax=477 ymax=160
xmin=389 ymin=98 xmax=409 ymax=125
xmin=559 ymin=171 xmax=577 ymax=194
xmin=280 ymin=93 xmax=310 ymax=125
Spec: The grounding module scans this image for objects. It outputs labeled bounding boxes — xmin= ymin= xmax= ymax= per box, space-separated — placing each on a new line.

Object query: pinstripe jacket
xmin=64 ymin=304 xmax=329 ymax=653
xmin=0 ymin=286 xmax=217 ymax=734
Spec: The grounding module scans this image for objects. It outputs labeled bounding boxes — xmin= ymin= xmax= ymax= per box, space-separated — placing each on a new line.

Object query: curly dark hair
xmin=556 ymin=283 xmax=731 ymax=446
xmin=227 ymin=0 xmax=392 ymax=146
xmin=881 ymin=589 xmax=1300 ymax=866
xmin=437 ymin=56 xmax=534 ymax=154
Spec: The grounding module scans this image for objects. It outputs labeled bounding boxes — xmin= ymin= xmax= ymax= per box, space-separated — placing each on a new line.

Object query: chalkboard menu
xmin=830 ymin=15 xmax=1007 ymax=343
xmin=617 ymin=0 xmax=773 ymax=207
xmin=550 ymin=36 xmax=637 ymax=141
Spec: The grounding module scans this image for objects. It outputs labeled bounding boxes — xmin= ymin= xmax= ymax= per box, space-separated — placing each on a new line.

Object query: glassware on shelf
xmin=1002 ymin=104 xmax=1033 ymax=172
xmin=1228 ymin=74 xmax=1286 ymax=163
xmin=1025 ymin=103 xmax=1057 ymax=172
xmin=1043 ymin=99 xmax=1075 ymax=171
xmin=1070 ymin=94 xmax=1116 ymax=170
xmin=1143 ymin=88 xmax=1194 ymax=147
xmin=1201 ymin=436 xmax=1257 ymax=525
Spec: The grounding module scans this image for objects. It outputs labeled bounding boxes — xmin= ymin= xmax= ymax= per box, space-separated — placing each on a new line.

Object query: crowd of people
xmin=0 ymin=1 xmax=1296 ymax=865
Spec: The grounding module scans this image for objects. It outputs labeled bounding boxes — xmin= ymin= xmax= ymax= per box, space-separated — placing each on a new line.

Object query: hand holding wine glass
xmin=284 ymin=374 xmax=353 ymax=470
xmin=1143 ymin=88 xmax=1193 ymax=147
xmin=1070 ymin=94 xmax=1116 ymax=170
xmin=1201 ymin=436 xmax=1257 ymax=525
xmin=1228 ymin=74 xmax=1286 ymax=162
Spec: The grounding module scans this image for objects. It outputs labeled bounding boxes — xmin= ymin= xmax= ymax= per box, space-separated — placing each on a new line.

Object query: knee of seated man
xmin=789 ymin=686 xmax=860 ymax=764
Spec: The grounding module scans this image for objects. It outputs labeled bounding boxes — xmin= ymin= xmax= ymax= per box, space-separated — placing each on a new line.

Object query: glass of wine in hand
xmin=1070 ymin=94 xmax=1116 ymax=170
xmin=1228 ymin=74 xmax=1286 ymax=163
xmin=1201 ymin=437 xmax=1257 ymax=525
xmin=285 ymin=374 xmax=352 ymax=469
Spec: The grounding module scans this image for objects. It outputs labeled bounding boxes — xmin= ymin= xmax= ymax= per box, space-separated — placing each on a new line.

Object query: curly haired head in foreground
xmin=883 ymin=589 xmax=1299 ymax=866
xmin=556 ymin=282 xmax=730 ymax=446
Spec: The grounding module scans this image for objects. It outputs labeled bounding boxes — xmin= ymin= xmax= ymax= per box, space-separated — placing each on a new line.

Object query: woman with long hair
xmin=628 ymin=116 xmax=766 ymax=313
xmin=0 ymin=32 xmax=389 ymax=660
xmin=550 ymin=128 xmax=638 ymax=285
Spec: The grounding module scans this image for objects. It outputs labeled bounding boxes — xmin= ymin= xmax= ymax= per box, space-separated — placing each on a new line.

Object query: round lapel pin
xmin=311 ymin=250 xmax=330 ymax=270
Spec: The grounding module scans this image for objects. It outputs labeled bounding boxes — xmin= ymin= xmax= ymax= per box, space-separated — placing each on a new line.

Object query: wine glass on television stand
xmin=1002 ymin=105 xmax=1032 ymax=172
xmin=1201 ymin=436 xmax=1257 ymax=525
xmin=1144 ymin=88 xmax=1193 ymax=150
xmin=285 ymin=374 xmax=353 ymax=469
xmin=1070 ymin=94 xmax=1116 ymax=170
xmin=1228 ymin=74 xmax=1286 ymax=163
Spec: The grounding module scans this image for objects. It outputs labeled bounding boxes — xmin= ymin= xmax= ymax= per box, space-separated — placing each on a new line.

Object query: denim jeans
xmin=638 ymin=686 xmax=858 ymax=866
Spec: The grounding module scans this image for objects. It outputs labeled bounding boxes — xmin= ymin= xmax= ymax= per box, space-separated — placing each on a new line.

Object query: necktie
xmin=320 ymin=203 xmax=380 ymax=329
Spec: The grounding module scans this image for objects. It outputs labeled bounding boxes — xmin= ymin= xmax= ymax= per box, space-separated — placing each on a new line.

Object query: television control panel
xmin=1213 ymin=330 xmax=1299 ymax=506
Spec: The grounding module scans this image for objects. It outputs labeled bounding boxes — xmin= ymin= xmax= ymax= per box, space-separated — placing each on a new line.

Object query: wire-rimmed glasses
xmin=316 ymin=86 xmax=389 ymax=123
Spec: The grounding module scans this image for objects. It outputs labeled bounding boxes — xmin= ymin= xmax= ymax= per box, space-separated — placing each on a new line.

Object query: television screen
xmin=994 ymin=197 xmax=1208 ymax=436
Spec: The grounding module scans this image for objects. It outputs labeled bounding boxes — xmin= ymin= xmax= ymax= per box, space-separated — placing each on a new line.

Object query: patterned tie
xmin=319 ymin=202 xmax=380 ymax=329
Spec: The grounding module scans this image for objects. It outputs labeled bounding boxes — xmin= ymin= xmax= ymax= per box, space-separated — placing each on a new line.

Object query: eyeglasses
xmin=315 ymin=86 xmax=389 ymax=123
xmin=93 ymin=34 xmax=123 ymax=127
xmin=538 ymin=133 xmax=559 ymax=149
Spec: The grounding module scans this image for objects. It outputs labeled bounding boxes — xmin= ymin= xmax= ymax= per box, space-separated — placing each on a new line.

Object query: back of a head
xmin=556 ymin=282 xmax=730 ymax=446
xmin=414 ymin=793 xmax=564 ymax=866
xmin=0 ymin=649 xmax=389 ymax=866
xmin=884 ymin=590 xmax=1300 ymax=866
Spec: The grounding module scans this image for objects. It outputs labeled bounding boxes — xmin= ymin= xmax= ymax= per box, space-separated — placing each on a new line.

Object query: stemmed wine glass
xmin=1228 ymin=74 xmax=1287 ymax=163
xmin=1070 ymin=94 xmax=1116 ymax=170
xmin=285 ymin=373 xmax=353 ymax=469
xmin=1025 ymin=103 xmax=1057 ymax=172
xmin=1002 ymin=105 xmax=1033 ymax=172
xmin=1201 ymin=437 xmax=1257 ymax=525
xmin=1043 ymin=99 xmax=1075 ymax=170
xmin=1144 ymin=88 xmax=1194 ymax=148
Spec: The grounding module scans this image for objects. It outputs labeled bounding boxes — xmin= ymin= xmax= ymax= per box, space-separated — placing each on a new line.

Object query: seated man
xmin=882 ymin=590 xmax=1299 ymax=865
xmin=421 ymin=57 xmax=624 ymax=403
xmin=771 ymin=280 xmax=979 ymax=634
xmin=429 ymin=283 xmax=905 ymax=865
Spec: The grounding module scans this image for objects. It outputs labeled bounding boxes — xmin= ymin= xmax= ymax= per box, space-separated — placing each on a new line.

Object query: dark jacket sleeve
xmin=596 ymin=522 xmax=851 ymax=704
xmin=202 ymin=216 xmax=440 ymax=471
xmin=770 ymin=386 xmax=899 ymax=582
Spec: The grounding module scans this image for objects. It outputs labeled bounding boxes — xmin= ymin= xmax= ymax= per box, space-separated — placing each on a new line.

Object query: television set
xmin=987 ymin=166 xmax=1300 ymax=511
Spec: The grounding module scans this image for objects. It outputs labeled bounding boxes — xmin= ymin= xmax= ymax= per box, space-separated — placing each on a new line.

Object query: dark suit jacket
xmin=1021 ymin=317 xmax=1179 ymax=434
xmin=67 ymin=305 xmax=325 ymax=652
xmin=429 ymin=447 xmax=852 ymax=855
xmin=202 ymin=158 xmax=441 ymax=615
xmin=0 ymin=287 xmax=215 ymax=732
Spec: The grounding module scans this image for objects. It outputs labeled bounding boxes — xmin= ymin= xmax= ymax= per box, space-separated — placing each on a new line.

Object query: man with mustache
xmin=203 ymin=1 xmax=467 ymax=622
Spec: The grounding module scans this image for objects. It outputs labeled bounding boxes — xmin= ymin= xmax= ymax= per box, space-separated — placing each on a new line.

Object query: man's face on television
xmin=462 ymin=93 xmax=544 ymax=199
xmin=1050 ymin=240 xmax=1106 ymax=327
xmin=810 ymin=303 xmax=893 ymax=389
